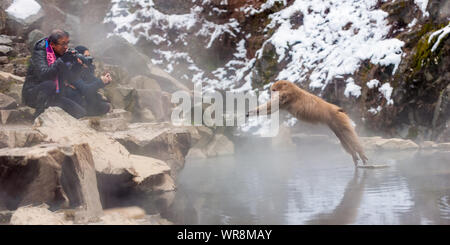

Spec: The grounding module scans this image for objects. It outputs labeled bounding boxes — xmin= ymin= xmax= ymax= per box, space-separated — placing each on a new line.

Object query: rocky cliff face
xmin=103 ymin=0 xmax=449 ymax=142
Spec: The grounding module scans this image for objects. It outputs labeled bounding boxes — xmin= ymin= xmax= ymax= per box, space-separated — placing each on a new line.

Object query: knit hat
xmin=75 ymin=45 xmax=89 ymax=55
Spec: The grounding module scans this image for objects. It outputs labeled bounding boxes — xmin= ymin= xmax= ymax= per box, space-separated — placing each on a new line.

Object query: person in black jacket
xmin=63 ymin=45 xmax=112 ymax=116
xmin=22 ymin=29 xmax=87 ymax=118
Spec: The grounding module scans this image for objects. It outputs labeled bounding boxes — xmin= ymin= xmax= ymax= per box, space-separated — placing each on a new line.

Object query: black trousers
xmin=64 ymin=80 xmax=110 ymax=117
xmin=23 ymin=80 xmax=87 ymax=119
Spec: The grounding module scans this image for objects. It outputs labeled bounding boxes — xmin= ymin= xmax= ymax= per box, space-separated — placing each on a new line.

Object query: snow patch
xmin=267 ymin=0 xmax=404 ymax=89
xmin=368 ymin=106 xmax=382 ymax=115
xmin=367 ymin=79 xmax=380 ymax=89
xmin=428 ymin=23 xmax=450 ymax=52
xmin=407 ymin=18 xmax=417 ymax=28
xmin=344 ymin=78 xmax=362 ymax=98
xmin=6 ymin=0 xmax=41 ymax=20
xmin=414 ymin=0 xmax=429 ymax=17
xmin=379 ymin=83 xmax=394 ymax=105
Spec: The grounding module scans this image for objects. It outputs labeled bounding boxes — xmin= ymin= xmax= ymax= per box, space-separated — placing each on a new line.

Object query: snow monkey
xmin=247 ymin=80 xmax=368 ymax=166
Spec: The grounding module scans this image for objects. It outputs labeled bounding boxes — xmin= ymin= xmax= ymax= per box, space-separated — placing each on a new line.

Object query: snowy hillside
xmin=103 ymin=0 xmax=448 ymax=138
xmin=105 ymin=0 xmax=425 ymax=94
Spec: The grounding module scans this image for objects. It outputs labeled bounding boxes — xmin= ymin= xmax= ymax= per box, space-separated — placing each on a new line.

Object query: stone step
xmin=0 ymin=106 xmax=34 ymax=124
xmin=0 ymin=124 xmax=45 ymax=148
xmin=108 ymin=122 xmax=192 ymax=174
xmin=0 ymin=143 xmax=103 ymax=223
xmin=0 ymin=92 xmax=18 ymax=110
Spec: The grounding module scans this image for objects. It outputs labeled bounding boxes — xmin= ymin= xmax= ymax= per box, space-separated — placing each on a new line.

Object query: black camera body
xmin=63 ymin=48 xmax=93 ymax=66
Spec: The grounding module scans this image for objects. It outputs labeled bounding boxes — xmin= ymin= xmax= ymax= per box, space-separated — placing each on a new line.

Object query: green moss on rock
xmin=409 ymin=23 xmax=447 ymax=76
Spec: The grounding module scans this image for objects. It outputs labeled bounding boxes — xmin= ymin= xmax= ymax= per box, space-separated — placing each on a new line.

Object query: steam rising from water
xmin=165 ymin=138 xmax=450 ymax=225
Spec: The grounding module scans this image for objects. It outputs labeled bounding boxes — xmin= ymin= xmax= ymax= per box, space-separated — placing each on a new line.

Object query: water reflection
xmin=305 ymin=170 xmax=367 ymax=225
xmin=160 ymin=139 xmax=450 ymax=225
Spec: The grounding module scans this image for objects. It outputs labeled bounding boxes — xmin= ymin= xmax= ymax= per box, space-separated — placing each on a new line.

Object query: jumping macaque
xmin=247 ymin=80 xmax=368 ymax=166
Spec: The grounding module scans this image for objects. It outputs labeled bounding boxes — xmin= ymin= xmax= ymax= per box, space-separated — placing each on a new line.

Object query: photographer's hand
xmin=101 ymin=73 xmax=112 ymax=85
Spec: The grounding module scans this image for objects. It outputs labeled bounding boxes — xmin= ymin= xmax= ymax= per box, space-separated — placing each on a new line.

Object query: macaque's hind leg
xmin=351 ymin=153 xmax=359 ymax=167
xmin=335 ymin=134 xmax=358 ymax=166
xmin=359 ymin=153 xmax=368 ymax=165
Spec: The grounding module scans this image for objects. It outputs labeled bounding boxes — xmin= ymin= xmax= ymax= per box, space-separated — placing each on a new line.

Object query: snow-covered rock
xmin=6 ymin=0 xmax=41 ymax=20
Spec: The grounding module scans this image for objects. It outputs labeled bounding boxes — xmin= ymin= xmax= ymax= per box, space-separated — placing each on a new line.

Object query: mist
xmin=163 ymin=137 xmax=450 ymax=225
xmin=1 ymin=0 xmax=449 ymax=226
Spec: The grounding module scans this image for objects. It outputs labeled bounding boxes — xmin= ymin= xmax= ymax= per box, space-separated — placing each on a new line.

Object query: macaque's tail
xmin=328 ymin=111 xmax=368 ymax=166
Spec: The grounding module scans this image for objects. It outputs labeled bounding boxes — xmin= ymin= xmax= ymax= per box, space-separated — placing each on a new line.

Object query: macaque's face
xmin=50 ymin=36 xmax=70 ymax=56
xmin=271 ymin=80 xmax=291 ymax=92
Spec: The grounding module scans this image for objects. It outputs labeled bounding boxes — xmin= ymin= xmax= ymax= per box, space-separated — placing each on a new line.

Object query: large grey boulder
xmin=33 ymin=107 xmax=175 ymax=194
xmin=4 ymin=1 xmax=45 ymax=37
xmin=109 ymin=123 xmax=192 ymax=174
xmin=0 ymin=143 xmax=103 ymax=222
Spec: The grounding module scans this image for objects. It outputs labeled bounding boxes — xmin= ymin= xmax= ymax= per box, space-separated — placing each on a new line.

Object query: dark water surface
xmin=164 ymin=138 xmax=450 ymax=225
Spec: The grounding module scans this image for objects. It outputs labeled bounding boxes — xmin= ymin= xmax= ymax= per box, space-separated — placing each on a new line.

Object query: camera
xmin=63 ymin=48 xmax=93 ymax=66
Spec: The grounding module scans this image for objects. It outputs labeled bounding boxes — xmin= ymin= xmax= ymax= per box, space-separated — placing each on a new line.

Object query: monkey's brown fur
xmin=248 ymin=80 xmax=368 ymax=166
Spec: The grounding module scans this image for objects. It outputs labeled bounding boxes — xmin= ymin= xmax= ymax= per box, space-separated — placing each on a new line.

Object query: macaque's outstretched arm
xmin=246 ymin=93 xmax=282 ymax=117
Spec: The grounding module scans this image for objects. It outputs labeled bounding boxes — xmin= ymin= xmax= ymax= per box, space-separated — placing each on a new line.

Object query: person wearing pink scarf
xmin=22 ymin=29 xmax=87 ymax=118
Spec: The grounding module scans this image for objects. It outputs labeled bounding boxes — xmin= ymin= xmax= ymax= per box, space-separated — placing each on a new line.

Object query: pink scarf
xmin=45 ymin=39 xmax=59 ymax=93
